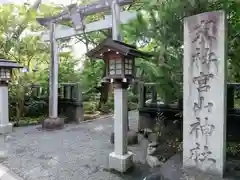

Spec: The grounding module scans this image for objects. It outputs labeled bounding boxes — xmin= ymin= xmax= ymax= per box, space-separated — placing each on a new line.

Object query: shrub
xmin=83 ymin=101 xmax=98 ymax=114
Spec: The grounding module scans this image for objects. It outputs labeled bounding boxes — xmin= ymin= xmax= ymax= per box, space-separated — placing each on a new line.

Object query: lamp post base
xmin=42 ymin=117 xmax=65 ymax=130
xmin=110 ymin=130 xmax=138 ymax=145
xmin=109 ymin=151 xmax=133 ymax=172
xmin=0 ymin=123 xmax=12 ymax=134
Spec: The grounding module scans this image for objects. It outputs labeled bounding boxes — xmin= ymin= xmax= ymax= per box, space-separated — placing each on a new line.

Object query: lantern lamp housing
xmin=86 ymin=38 xmax=152 ymax=82
xmin=0 ymin=59 xmax=23 ymax=82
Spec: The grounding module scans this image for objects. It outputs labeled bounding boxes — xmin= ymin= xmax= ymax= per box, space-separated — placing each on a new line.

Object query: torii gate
xmin=37 ymin=0 xmax=136 ymax=125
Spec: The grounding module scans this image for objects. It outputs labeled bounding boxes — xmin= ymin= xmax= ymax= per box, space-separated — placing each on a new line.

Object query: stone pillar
xmin=138 ymin=81 xmax=145 ymax=109
xmin=70 ymin=85 xmax=75 ymax=100
xmin=75 ymin=84 xmax=82 ymax=102
xmin=63 ymin=85 xmax=67 ymax=99
xmin=73 ymin=84 xmax=84 ymax=123
xmin=138 ymin=82 xmax=147 ymax=132
xmin=109 ymin=82 xmax=133 ymax=172
xmin=61 ymin=85 xmax=71 ymax=118
xmin=151 ymin=85 xmax=157 ymax=104
xmin=183 ymin=11 xmax=227 ymax=177
xmin=42 ymin=22 xmax=64 ymax=130
xmin=111 ymin=0 xmax=122 ymax=41
xmin=0 ymin=82 xmax=12 ymax=134
xmin=109 ymin=0 xmax=138 ymax=147
xmin=64 ymin=85 xmax=71 ymax=100
xmin=49 ymin=22 xmax=59 ymax=119
xmin=0 ymin=82 xmax=11 ymax=160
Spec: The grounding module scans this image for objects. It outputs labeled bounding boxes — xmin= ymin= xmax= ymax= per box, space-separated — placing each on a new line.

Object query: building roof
xmin=85 ymin=38 xmax=153 ymax=59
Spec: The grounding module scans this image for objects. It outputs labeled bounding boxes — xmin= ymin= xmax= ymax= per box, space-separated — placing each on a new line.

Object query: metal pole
xmin=49 ymin=22 xmax=59 ymax=118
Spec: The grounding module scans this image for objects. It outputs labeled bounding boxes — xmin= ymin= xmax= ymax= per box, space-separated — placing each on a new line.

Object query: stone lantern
xmin=0 ymin=59 xmax=22 ymax=134
xmin=87 ymin=38 xmax=145 ymax=83
xmin=86 ymin=38 xmax=151 ymax=172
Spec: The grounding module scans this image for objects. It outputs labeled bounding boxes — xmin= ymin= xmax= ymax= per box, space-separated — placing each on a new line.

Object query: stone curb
xmin=79 ymin=114 xmax=114 ymax=124
xmin=0 ymin=164 xmax=22 ymax=180
xmin=79 ymin=110 xmax=137 ymax=124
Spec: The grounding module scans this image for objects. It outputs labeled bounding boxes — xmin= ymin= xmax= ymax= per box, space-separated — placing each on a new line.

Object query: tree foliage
xmin=124 ymin=0 xmax=240 ymax=102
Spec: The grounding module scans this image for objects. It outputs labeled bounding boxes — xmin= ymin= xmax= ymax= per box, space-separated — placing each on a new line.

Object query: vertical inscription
xmin=191 ymin=20 xmax=219 ymax=74
xmin=189 ymin=16 xmax=217 ymax=164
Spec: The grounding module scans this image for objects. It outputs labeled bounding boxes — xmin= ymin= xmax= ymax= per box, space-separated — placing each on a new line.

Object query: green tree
xmin=124 ymin=0 xmax=240 ymax=102
xmin=0 ymin=2 xmax=82 ymax=123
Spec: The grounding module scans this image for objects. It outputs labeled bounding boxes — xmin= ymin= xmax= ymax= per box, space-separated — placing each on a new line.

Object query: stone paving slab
xmin=0 ymin=111 xmax=157 ymax=180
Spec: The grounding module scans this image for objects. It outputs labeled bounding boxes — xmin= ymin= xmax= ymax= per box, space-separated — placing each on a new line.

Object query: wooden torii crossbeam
xmin=41 ymin=11 xmax=137 ymax=41
xmin=37 ymin=0 xmax=133 ymax=25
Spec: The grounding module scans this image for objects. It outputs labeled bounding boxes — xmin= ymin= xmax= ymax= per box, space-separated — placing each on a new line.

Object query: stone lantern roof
xmin=86 ymin=38 xmax=152 ymax=59
xmin=0 ymin=59 xmax=23 ymax=68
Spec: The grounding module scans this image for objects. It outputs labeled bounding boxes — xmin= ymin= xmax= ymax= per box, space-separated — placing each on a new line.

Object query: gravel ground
xmin=0 ymin=111 xmax=159 ymax=180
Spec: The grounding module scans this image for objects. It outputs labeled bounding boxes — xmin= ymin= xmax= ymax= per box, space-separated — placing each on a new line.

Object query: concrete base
xmin=42 ymin=117 xmax=65 ymax=130
xmin=110 ymin=130 xmax=138 ymax=145
xmin=0 ymin=123 xmax=12 ymax=134
xmin=109 ymin=151 xmax=133 ymax=173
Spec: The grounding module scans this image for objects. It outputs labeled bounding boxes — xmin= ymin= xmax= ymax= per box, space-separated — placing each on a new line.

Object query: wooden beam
xmin=41 ymin=11 xmax=137 ymax=41
xmin=40 ymin=0 xmax=134 ymax=24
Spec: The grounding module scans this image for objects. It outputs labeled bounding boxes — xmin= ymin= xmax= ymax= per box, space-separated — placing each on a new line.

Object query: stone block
xmin=148 ymin=142 xmax=159 ymax=148
xmin=42 ymin=117 xmax=65 ymax=130
xmin=60 ymin=100 xmax=84 ymax=123
xmin=109 ymin=151 xmax=133 ymax=172
xmin=146 ymin=155 xmax=162 ymax=168
xmin=0 ymin=123 xmax=12 ymax=134
xmin=138 ymin=112 xmax=155 ymax=132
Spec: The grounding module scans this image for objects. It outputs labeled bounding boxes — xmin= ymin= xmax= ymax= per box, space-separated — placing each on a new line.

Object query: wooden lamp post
xmin=86 ymin=38 xmax=151 ymax=172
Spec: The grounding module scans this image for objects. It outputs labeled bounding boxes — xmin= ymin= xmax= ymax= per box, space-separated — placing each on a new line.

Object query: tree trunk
xmin=97 ymin=65 xmax=109 ymax=110
xmin=97 ymin=29 xmax=112 ymax=111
